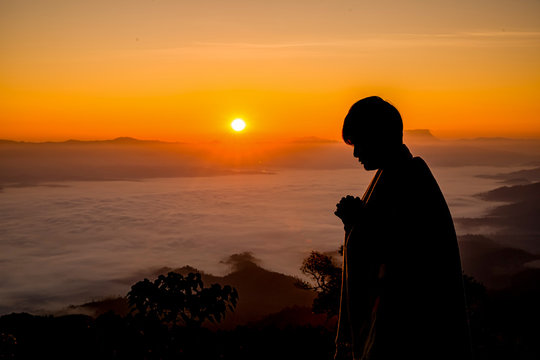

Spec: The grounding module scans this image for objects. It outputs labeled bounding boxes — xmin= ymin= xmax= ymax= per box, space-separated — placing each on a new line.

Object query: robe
xmin=335 ymin=145 xmax=472 ymax=360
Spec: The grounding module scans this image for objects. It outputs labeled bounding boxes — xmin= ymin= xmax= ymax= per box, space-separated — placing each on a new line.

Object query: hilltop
xmin=65 ymin=253 xmax=321 ymax=329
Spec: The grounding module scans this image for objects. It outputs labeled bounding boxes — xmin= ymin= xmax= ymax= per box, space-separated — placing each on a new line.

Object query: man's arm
xmin=334 ymin=193 xmax=389 ymax=359
xmin=334 ymin=226 xmax=354 ymax=360
xmin=334 ymin=196 xmax=364 ymax=359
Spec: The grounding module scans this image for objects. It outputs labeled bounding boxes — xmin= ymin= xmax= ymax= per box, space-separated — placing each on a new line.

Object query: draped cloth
xmin=335 ymin=145 xmax=472 ymax=360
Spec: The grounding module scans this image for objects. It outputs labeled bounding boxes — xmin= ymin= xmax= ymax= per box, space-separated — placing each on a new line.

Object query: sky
xmin=1 ymin=0 xmax=539 ymax=142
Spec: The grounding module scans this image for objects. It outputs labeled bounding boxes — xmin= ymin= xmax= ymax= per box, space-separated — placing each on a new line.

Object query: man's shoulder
xmin=405 ymin=156 xmax=438 ymax=187
xmin=410 ymin=156 xmax=429 ymax=169
xmin=409 ymin=156 xmax=435 ymax=175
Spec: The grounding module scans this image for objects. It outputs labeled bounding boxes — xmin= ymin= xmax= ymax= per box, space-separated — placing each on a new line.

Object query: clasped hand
xmin=334 ymin=195 xmax=363 ymax=231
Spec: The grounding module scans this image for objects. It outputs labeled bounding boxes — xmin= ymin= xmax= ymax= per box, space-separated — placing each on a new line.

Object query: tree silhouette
xmin=127 ymin=272 xmax=238 ymax=328
xmin=297 ymin=251 xmax=342 ymax=318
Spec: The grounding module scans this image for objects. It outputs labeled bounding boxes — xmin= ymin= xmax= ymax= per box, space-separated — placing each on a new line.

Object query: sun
xmin=231 ymin=118 xmax=246 ymax=132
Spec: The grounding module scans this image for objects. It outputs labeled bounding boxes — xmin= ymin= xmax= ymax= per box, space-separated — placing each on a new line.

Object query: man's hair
xmin=342 ymin=96 xmax=403 ymax=145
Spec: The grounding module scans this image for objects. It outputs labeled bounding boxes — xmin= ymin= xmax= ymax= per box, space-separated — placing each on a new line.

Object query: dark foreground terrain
xmin=1 ymin=251 xmax=539 ymax=360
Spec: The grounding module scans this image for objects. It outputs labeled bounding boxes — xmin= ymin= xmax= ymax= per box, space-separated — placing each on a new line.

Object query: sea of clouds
xmin=0 ymin=165 xmax=526 ymax=314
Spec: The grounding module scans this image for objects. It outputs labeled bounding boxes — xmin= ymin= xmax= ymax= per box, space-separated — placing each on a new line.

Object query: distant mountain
xmin=63 ymin=137 xmax=174 ymax=145
xmin=404 ymin=129 xmax=438 ymax=141
xmin=0 ymin=137 xmax=234 ymax=186
xmin=477 ymin=166 xmax=540 ymax=185
xmin=477 ymin=182 xmax=540 ymax=202
xmin=64 ymin=137 xmax=152 ymax=144
xmin=2 ymin=136 xmax=540 ymax=184
xmin=0 ymin=137 xmax=172 ymax=145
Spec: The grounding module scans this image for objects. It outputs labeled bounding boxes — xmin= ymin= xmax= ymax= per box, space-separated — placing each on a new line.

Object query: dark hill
xmin=456 ymin=182 xmax=540 ymax=252
xmin=459 ymin=235 xmax=540 ymax=290
xmin=477 ymin=182 xmax=540 ymax=202
xmin=477 ymin=166 xmax=540 ymax=185
xmin=67 ymin=254 xmax=315 ymax=329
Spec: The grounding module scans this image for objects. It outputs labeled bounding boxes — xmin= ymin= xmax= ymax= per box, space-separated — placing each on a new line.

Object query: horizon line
xmin=2 ymin=132 xmax=540 ymax=145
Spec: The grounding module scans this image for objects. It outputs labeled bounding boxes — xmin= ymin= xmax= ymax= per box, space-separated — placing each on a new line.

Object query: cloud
xmin=181 ymin=31 xmax=540 ymax=51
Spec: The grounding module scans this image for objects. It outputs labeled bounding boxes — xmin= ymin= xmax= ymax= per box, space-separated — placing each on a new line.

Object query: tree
xmin=127 ymin=272 xmax=238 ymax=328
xmin=299 ymin=249 xmax=490 ymax=346
xmin=297 ymin=251 xmax=342 ymax=318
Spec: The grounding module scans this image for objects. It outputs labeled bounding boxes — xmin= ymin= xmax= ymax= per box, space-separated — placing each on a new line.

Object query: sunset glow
xmin=1 ymin=1 xmax=539 ymax=141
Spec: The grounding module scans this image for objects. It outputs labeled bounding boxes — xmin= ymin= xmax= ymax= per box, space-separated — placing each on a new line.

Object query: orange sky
xmin=1 ymin=0 xmax=539 ymax=142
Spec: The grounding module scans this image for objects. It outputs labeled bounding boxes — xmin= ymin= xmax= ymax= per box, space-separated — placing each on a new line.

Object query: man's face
xmin=352 ymin=139 xmax=382 ymax=171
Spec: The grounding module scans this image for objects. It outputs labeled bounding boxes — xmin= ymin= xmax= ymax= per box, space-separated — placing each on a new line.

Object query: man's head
xmin=342 ymin=96 xmax=403 ymax=170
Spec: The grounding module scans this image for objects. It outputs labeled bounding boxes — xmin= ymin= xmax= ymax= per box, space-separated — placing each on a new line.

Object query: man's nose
xmin=353 ymin=145 xmax=361 ymax=158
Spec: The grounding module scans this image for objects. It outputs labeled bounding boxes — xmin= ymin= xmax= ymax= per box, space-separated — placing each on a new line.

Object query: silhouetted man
xmin=334 ymin=97 xmax=472 ymax=360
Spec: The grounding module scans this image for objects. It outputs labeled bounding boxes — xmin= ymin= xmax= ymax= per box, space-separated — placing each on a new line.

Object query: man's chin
xmin=361 ymin=162 xmax=379 ymax=171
